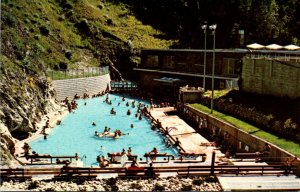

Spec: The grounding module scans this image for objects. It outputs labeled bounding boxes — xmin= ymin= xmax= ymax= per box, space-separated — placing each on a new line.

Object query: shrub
xmin=181 ymin=184 xmax=193 ymax=191
xmin=106 ymin=177 xmax=117 ymax=186
xmin=34 ymin=34 xmax=41 ymax=40
xmin=39 ymin=26 xmax=50 ymax=36
xmin=130 ymin=182 xmax=143 ymax=190
xmin=60 ymin=0 xmax=73 ymax=10
xmin=71 ymin=177 xmax=85 ymax=185
xmin=98 ymin=3 xmax=104 ymax=9
xmin=27 ymin=180 xmax=39 ymax=190
xmin=154 ymin=183 xmax=165 ymax=191
xmin=65 ymin=51 xmax=72 ymax=60
xmin=192 ymin=179 xmax=204 ymax=185
xmin=106 ymin=18 xmax=113 ymax=25
xmin=59 ymin=62 xmax=68 ymax=70
xmin=205 ymin=176 xmax=217 ymax=182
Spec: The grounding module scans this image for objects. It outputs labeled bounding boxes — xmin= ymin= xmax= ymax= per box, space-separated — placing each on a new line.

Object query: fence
xmin=1 ymin=164 xmax=296 ymax=182
xmin=111 ymin=81 xmax=138 ymax=91
xmin=47 ymin=66 xmax=109 ymax=80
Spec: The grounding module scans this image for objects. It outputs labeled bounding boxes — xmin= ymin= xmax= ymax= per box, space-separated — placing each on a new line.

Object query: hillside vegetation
xmin=1 ymin=0 xmax=176 ymax=77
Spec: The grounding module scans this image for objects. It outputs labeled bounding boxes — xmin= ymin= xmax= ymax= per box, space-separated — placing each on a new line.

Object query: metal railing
xmin=47 ymin=66 xmax=109 ymax=80
xmin=1 ymin=164 xmax=295 ymax=182
xmin=110 ymin=81 xmax=138 ymax=91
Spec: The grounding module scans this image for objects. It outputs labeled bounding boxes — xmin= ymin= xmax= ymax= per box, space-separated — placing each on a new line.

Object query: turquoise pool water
xmin=30 ymin=94 xmax=178 ymax=166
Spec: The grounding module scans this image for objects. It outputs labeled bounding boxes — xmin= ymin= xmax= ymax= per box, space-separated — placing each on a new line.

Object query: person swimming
xmin=110 ymin=108 xmax=116 ymax=115
xmin=130 ymin=124 xmax=134 ymax=128
xmin=127 ymin=109 xmax=131 ymax=115
xmin=92 ymin=122 xmax=96 ymax=126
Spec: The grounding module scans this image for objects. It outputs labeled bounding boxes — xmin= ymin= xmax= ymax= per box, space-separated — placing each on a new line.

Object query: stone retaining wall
xmin=184 ymin=104 xmax=298 ymax=162
xmin=52 ymin=74 xmax=111 ymax=101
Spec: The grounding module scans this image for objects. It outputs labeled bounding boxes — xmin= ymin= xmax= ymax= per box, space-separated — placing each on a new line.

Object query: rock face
xmin=0 ymin=66 xmax=59 ymax=166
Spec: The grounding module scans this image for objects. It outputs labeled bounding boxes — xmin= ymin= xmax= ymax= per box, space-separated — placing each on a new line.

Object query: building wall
xmin=241 ymin=58 xmax=300 ymax=98
xmin=140 ymin=49 xmax=245 ymax=76
xmin=52 ymin=74 xmax=111 ymax=100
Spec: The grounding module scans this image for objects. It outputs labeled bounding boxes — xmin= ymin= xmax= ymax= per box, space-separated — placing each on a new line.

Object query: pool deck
xmin=149 ymin=107 xmax=224 ymax=163
xmin=14 ymin=106 xmax=69 ymax=165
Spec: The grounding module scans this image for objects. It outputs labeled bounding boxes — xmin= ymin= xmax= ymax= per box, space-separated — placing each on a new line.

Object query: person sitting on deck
xmin=22 ymin=142 xmax=31 ymax=159
xmin=31 ymin=151 xmax=40 ymax=161
xmin=63 ymin=97 xmax=69 ymax=105
xmin=148 ymin=147 xmax=159 ymax=161
xmin=97 ymin=155 xmax=109 ymax=167
xmin=130 ymin=159 xmax=139 ymax=167
xmin=127 ymin=147 xmax=132 ymax=155
xmin=74 ymin=93 xmax=80 ymax=100
xmin=175 ymin=137 xmax=181 ymax=146
xmin=121 ymin=148 xmax=127 ymax=156
xmin=56 ymin=158 xmax=70 ymax=165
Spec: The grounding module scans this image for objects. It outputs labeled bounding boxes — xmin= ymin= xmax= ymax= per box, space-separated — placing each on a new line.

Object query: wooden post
xmin=210 ymin=151 xmax=216 ymax=175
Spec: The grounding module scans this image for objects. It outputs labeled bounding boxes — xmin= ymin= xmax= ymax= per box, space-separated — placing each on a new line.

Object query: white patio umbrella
xmin=284 ymin=44 xmax=300 ymax=50
xmin=265 ymin=44 xmax=283 ymax=50
xmin=246 ymin=43 xmax=265 ymax=49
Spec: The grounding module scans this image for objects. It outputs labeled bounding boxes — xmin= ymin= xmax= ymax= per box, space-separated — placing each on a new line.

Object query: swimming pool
xmin=30 ymin=93 xmax=178 ymax=166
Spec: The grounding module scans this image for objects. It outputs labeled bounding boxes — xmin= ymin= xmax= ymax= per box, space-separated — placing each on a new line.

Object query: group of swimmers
xmin=62 ymin=97 xmax=78 ymax=113
xmin=94 ymin=126 xmax=127 ymax=139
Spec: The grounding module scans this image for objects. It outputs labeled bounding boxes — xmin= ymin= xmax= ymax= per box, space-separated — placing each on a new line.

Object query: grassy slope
xmin=1 ymin=0 xmax=176 ymax=71
xmin=73 ymin=0 xmax=176 ymax=48
xmin=191 ymin=103 xmax=300 ymax=157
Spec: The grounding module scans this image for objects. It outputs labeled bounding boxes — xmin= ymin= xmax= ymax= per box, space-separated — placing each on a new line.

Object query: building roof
xmin=142 ymin=48 xmax=300 ymax=55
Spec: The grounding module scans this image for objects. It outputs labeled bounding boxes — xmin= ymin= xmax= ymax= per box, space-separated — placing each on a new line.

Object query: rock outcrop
xmin=0 ymin=64 xmax=59 ymax=166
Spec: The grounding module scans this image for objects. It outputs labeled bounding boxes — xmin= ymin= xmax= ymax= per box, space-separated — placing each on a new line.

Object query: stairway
xmin=52 ymin=74 xmax=111 ymax=101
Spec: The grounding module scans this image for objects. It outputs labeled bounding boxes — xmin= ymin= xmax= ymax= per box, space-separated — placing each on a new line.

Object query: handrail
xmin=27 ymin=155 xmax=78 ymax=164
xmin=47 ymin=66 xmax=109 ymax=80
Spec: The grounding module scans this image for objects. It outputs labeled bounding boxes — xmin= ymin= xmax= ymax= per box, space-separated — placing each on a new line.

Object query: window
xmin=145 ymin=55 xmax=158 ymax=66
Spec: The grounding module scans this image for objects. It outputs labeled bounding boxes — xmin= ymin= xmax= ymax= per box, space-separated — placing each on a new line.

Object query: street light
xmin=209 ymin=24 xmax=217 ymax=114
xmin=201 ymin=24 xmax=207 ymax=90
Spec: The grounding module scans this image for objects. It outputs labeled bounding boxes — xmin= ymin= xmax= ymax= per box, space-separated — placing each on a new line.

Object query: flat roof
xmin=142 ymin=48 xmax=300 ymax=55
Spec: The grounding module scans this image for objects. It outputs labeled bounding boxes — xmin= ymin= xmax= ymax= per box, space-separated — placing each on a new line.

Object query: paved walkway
xmin=14 ymin=107 xmax=68 ymax=165
xmin=218 ymin=175 xmax=300 ymax=191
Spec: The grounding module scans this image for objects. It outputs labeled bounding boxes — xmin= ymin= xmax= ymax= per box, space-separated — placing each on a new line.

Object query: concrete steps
xmin=52 ymin=74 xmax=111 ymax=101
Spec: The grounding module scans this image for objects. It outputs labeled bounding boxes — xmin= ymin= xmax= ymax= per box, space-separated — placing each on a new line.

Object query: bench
xmin=118 ymin=167 xmax=160 ymax=179
xmin=54 ymin=167 xmax=97 ymax=180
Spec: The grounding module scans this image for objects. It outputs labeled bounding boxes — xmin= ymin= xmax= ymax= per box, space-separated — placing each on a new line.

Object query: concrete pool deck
xmin=149 ymin=107 xmax=224 ymax=163
xmin=14 ymin=105 xmax=69 ymax=165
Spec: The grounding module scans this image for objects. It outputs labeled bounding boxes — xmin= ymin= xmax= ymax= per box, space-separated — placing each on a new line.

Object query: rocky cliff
xmin=0 ymin=58 xmax=59 ymax=166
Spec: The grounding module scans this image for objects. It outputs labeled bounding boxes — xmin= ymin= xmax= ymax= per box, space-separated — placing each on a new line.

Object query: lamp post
xmin=201 ymin=24 xmax=207 ymax=90
xmin=209 ymin=24 xmax=217 ymax=114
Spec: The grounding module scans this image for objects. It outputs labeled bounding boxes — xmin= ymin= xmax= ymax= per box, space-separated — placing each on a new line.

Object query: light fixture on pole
xmin=209 ymin=24 xmax=217 ymax=114
xmin=201 ymin=24 xmax=207 ymax=90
